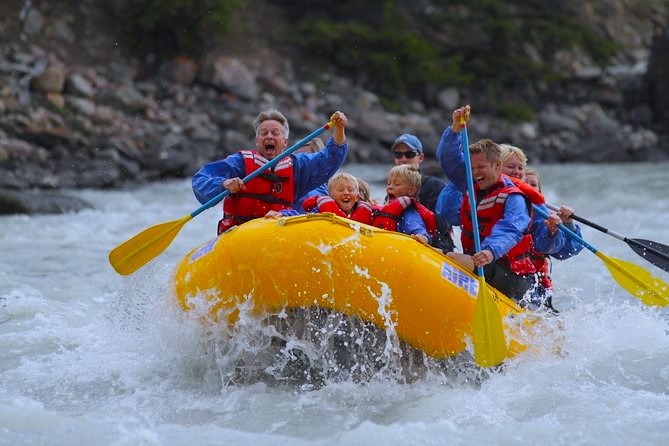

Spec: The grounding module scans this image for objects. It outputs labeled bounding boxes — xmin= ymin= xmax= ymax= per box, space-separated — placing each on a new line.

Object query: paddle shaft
xmin=190 ymin=121 xmax=333 ymax=218
xmin=461 ymin=122 xmax=508 ymax=367
xmin=546 ymin=203 xmax=669 ymax=267
xmin=461 ymin=125 xmax=485 ymax=276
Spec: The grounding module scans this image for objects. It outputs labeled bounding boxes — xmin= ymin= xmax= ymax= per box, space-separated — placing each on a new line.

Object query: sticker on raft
xmin=441 ymin=262 xmax=479 ymax=297
xmin=189 ymin=238 xmax=218 ymax=263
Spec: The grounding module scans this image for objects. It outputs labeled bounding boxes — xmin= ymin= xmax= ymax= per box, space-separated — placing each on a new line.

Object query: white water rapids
xmin=1 ymin=163 xmax=668 ymax=445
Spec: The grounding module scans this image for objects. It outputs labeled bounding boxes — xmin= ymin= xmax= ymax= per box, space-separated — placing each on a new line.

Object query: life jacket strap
xmin=372 ymin=210 xmax=401 ymax=222
xmin=258 ymin=172 xmax=289 ymax=183
xmin=223 ymin=214 xmax=256 ymax=224
xmin=234 ymin=193 xmax=292 ymax=207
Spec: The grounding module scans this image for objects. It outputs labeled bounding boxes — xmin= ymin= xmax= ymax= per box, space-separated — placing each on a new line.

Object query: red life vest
xmin=302 ymin=195 xmax=373 ymax=224
xmin=503 ymin=174 xmax=545 ymax=205
xmin=531 ymin=251 xmax=553 ymax=289
xmin=371 ymin=196 xmax=437 ymax=237
xmin=507 ymin=174 xmax=553 ymax=286
xmin=460 ymin=177 xmax=538 ymax=275
xmin=217 ymin=150 xmax=295 ymax=234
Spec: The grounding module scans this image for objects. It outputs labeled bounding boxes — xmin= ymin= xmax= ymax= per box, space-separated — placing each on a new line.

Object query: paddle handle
xmin=534 ymin=204 xmax=597 ymax=254
xmin=546 ymin=203 xmax=625 ymax=241
xmin=190 ymin=121 xmax=334 ymax=218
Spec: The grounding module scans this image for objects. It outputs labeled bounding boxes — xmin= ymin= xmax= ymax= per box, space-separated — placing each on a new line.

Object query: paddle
xmin=533 ymin=205 xmax=669 ymax=307
xmin=460 ymin=119 xmax=508 ymax=367
xmin=547 ymin=203 xmax=669 ymax=273
xmin=109 ymin=120 xmax=335 ymax=275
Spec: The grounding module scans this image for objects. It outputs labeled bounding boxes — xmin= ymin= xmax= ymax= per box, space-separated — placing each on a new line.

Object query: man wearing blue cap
xmin=391 ymin=134 xmax=454 ymax=252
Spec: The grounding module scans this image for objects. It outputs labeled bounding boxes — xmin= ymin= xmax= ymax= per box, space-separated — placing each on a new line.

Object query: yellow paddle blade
xmin=596 ymin=252 xmax=669 ymax=307
xmin=109 ymin=215 xmax=192 ymax=275
xmin=472 ymin=279 xmax=508 ymax=367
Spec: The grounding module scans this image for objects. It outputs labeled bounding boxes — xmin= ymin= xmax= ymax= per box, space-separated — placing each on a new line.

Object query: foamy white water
xmin=1 ymin=163 xmax=668 ymax=446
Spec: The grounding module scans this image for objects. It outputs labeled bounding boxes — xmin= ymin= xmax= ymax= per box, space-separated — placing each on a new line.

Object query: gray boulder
xmin=0 ymin=189 xmax=93 ymax=215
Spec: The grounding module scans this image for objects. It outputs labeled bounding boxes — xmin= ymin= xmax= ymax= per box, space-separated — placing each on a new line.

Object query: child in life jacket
xmin=265 ymin=172 xmax=373 ymax=224
xmin=371 ymin=165 xmax=437 ymax=244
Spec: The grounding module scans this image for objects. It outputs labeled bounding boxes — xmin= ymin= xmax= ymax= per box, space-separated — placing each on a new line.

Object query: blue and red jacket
xmin=217 ymin=150 xmax=295 ymax=233
xmin=192 ymin=136 xmax=347 ymax=232
xmin=460 ymin=177 xmax=544 ymax=275
xmin=436 ymin=127 xmax=583 ymax=258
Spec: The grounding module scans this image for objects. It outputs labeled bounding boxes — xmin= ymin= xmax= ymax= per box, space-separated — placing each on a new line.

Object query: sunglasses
xmin=393 ymin=151 xmax=419 ymax=159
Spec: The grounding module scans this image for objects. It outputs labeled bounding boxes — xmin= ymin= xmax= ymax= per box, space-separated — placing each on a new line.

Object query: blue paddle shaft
xmin=461 ymin=125 xmax=485 ymax=277
xmin=190 ymin=122 xmax=333 ymax=218
xmin=532 ymin=204 xmax=597 ymax=254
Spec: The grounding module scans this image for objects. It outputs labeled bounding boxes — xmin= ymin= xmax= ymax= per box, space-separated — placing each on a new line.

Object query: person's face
xmin=330 ymin=178 xmax=359 ymax=213
xmin=392 ymin=143 xmax=424 ymax=169
xmin=525 ymin=174 xmax=541 ymax=191
xmin=386 ymin=174 xmax=416 ymax=200
xmin=502 ymin=154 xmax=525 ymax=180
xmin=255 ymin=120 xmax=288 ymax=160
xmin=471 ymin=153 xmax=502 ymax=191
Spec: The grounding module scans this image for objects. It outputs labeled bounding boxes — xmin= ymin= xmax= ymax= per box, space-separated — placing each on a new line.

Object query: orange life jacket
xmin=218 ymin=150 xmax=295 ymax=234
xmin=302 ymin=195 xmax=373 ymax=225
xmin=460 ymin=177 xmax=537 ymax=275
xmin=371 ymin=196 xmax=437 ymax=237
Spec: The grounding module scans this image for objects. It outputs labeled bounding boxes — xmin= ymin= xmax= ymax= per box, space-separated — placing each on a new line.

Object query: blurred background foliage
xmin=119 ymin=0 xmax=621 ymax=107
xmin=120 ymin=0 xmax=247 ymax=60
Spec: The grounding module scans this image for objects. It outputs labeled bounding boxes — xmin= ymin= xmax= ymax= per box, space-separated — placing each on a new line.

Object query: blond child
xmin=371 ymin=165 xmax=436 ymax=244
xmin=266 ymin=173 xmax=372 ymax=224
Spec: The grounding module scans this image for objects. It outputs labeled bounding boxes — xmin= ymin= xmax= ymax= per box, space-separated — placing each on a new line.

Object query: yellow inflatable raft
xmin=173 ymin=213 xmax=530 ymax=360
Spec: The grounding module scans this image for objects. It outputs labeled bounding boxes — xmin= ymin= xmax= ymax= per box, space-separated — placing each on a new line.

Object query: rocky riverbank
xmin=1 ymin=1 xmax=668 ymax=214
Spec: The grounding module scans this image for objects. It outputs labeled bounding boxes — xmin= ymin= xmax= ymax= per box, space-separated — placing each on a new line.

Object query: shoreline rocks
xmin=1 ymin=2 xmax=668 ymax=214
xmin=0 ymin=189 xmax=93 ymax=215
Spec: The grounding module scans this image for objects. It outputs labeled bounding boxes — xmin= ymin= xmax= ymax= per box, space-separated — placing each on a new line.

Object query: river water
xmin=1 ymin=163 xmax=668 ymax=445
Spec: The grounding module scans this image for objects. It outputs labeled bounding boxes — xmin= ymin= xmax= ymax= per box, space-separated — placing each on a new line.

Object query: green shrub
xmin=291 ymin=20 xmax=469 ymax=99
xmin=283 ymin=0 xmax=621 ymax=99
xmin=378 ymin=95 xmax=404 ymax=114
xmin=491 ymin=101 xmax=537 ymax=123
xmin=119 ymin=0 xmax=246 ymax=61
xmin=118 ymin=0 xmax=623 ymax=105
